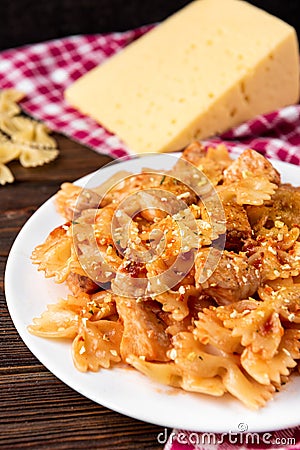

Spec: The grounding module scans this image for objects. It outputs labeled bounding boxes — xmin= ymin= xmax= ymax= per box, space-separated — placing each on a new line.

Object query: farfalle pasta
xmin=0 ymin=89 xmax=58 ymax=184
xmin=29 ymin=143 xmax=300 ymax=409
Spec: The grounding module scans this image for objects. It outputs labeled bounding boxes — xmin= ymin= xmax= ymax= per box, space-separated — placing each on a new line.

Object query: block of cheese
xmin=65 ymin=0 xmax=299 ymax=154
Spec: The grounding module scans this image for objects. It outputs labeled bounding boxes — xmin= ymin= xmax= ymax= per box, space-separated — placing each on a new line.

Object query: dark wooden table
xmin=0 ymin=134 xmax=167 ymax=449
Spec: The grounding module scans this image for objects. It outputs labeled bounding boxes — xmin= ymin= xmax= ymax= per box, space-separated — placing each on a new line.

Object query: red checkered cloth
xmin=0 ymin=26 xmax=299 ymax=163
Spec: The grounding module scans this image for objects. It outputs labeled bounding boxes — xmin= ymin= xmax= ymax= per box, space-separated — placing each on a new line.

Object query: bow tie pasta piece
xmin=241 ymin=334 xmax=298 ymax=385
xmin=0 ymin=89 xmax=25 ymax=117
xmin=19 ymin=146 xmax=59 ymax=168
xmin=72 ymin=319 xmax=123 ymax=372
xmin=0 ymin=163 xmax=14 ymax=185
xmin=0 ymin=136 xmax=21 ymax=185
xmin=2 ymin=116 xmax=56 ymax=149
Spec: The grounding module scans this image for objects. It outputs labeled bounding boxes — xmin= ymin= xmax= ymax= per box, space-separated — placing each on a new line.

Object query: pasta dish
xmin=29 ymin=143 xmax=300 ymax=409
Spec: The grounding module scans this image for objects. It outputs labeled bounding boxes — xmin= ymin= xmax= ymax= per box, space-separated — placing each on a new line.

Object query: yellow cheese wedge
xmin=65 ymin=0 xmax=300 ymax=154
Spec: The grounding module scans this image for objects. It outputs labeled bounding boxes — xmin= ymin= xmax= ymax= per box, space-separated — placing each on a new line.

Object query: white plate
xmin=5 ymin=154 xmax=300 ymax=433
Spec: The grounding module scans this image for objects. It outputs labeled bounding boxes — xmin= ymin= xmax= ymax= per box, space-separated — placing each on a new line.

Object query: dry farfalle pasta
xmin=0 ymin=131 xmax=20 ymax=185
xmin=0 ymin=88 xmax=58 ymax=185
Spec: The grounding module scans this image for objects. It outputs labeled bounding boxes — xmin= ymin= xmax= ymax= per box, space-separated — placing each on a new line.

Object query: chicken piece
xmin=247 ymin=184 xmax=300 ymax=231
xmin=195 ymin=248 xmax=260 ymax=305
xmin=115 ymin=295 xmax=170 ymax=361
xmin=66 ymin=272 xmax=99 ymax=296
xmin=223 ymin=202 xmax=252 ymax=251
xmin=134 ymin=175 xmax=198 ymax=223
xmin=224 ymin=149 xmax=280 ymax=185
xmin=188 ymin=294 xmax=216 ymax=320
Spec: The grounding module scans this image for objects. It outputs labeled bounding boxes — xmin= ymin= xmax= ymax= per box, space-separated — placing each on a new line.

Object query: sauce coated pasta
xmin=29 ymin=143 xmax=300 ymax=409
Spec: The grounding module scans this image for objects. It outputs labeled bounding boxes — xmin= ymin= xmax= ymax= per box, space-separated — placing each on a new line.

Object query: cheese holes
xmin=230 ymin=107 xmax=237 ymax=117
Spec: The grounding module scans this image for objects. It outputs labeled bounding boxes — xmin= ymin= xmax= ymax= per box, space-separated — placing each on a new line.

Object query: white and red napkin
xmin=1 ymin=25 xmax=300 ymax=450
xmin=164 ymin=427 xmax=300 ymax=450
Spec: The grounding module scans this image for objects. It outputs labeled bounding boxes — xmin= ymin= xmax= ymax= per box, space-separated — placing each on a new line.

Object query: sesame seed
xmin=275 ymin=220 xmax=284 ymax=229
xmin=179 ymin=286 xmax=186 ymax=295
xmin=200 ymin=221 xmax=211 ymax=230
xmin=105 ymin=271 xmax=113 ymax=277
xmin=177 ymin=192 xmax=190 ymax=199
xmin=187 ymin=352 xmax=197 ymax=361
xmin=169 ymin=349 xmax=177 ymax=360
xmin=82 ymin=317 xmax=88 ymax=327
xmin=106 ymin=246 xmax=113 ymax=255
